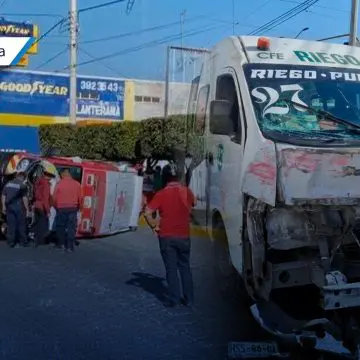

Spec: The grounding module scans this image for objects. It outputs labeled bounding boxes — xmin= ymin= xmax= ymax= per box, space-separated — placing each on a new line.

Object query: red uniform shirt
xmin=33 ymin=176 xmax=51 ymax=214
xmin=147 ymin=182 xmax=195 ymax=238
xmin=53 ymin=176 xmax=82 ymax=209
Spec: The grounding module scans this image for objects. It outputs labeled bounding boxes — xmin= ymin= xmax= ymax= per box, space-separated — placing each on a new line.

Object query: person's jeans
xmin=158 ymin=237 xmax=194 ymax=305
xmin=6 ymin=207 xmax=27 ymax=247
xmin=34 ymin=209 xmax=49 ymax=246
xmin=55 ymin=208 xmax=78 ymax=251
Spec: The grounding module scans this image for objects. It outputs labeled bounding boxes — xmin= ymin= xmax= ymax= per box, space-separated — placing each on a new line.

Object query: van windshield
xmin=243 ymin=63 xmax=360 ymax=146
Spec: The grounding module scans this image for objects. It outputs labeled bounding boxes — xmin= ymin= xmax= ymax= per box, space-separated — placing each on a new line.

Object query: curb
xmin=138 ymin=215 xmax=209 ymax=238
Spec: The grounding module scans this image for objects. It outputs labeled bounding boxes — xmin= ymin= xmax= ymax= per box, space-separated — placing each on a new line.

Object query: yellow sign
xmin=15 ymin=54 xmax=29 ymax=67
xmin=28 ymin=25 xmax=39 ymax=54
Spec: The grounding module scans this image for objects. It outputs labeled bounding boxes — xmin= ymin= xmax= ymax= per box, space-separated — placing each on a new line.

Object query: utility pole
xmin=69 ymin=0 xmax=78 ymax=125
xmin=350 ymin=0 xmax=359 ymax=46
xmin=180 ymin=9 xmax=186 ymax=82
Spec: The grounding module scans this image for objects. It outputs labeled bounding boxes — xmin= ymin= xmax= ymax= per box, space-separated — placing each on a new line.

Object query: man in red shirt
xmin=53 ymin=169 xmax=82 ymax=252
xmin=144 ymin=164 xmax=196 ymax=308
xmin=32 ymin=169 xmax=54 ymax=247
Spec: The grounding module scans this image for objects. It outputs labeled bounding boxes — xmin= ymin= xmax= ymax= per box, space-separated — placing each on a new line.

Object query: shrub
xmin=39 ymin=115 xmax=189 ymax=161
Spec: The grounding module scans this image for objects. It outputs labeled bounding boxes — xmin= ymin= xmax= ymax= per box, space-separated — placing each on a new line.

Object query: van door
xmin=206 ymin=68 xmax=245 ymax=270
xmin=188 ymin=83 xmax=210 ymax=229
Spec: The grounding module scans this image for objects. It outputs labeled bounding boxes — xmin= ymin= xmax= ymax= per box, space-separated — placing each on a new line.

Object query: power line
xmin=80 ymin=15 xmax=219 ymax=45
xmin=61 ymin=24 xmax=221 ymax=70
xmin=248 ymin=0 xmax=318 ymax=35
xmin=0 ymin=0 xmax=9 ymax=8
xmin=248 ymin=0 xmax=316 ymax=35
xmin=126 ymin=0 xmax=135 ymax=14
xmin=78 ymin=47 xmax=127 ymax=77
xmin=78 ymin=0 xmax=126 ymax=14
xmin=35 ymin=46 xmax=68 ymax=70
xmin=33 ymin=17 xmax=68 ymax=47
xmin=242 ymin=0 xmax=272 ymax=22
xmin=81 ymin=20 xmax=183 ymax=45
xmin=1 ymin=12 xmax=63 ymax=18
xmin=279 ymin=0 xmax=349 ymax=13
xmin=263 ymin=0 xmax=319 ymax=34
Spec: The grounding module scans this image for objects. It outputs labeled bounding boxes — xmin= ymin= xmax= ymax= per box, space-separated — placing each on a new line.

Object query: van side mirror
xmin=209 ymin=100 xmax=233 ymax=135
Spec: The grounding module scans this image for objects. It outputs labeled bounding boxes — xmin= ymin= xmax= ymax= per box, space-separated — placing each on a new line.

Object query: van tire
xmin=212 ymin=215 xmax=241 ymax=302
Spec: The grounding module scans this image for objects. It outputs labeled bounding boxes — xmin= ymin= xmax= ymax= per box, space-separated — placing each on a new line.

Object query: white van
xmin=186 ymin=36 xmax=360 ymax=357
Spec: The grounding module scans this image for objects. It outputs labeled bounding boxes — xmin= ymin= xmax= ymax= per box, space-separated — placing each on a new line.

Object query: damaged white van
xmin=186 ymin=36 xmax=360 ymax=358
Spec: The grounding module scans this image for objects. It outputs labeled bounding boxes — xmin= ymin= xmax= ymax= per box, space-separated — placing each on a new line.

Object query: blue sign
xmin=0 ymin=70 xmax=125 ymax=120
xmin=0 ymin=126 xmax=40 ymax=154
xmin=0 ymin=20 xmax=34 ymax=36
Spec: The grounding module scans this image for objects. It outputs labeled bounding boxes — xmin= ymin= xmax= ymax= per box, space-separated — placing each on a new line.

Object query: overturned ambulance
xmin=0 ymin=153 xmax=143 ymax=238
xmin=186 ymin=36 xmax=360 ymax=357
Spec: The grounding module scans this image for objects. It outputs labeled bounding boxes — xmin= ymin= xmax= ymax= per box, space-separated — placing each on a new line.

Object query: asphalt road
xmin=0 ymin=228 xmax=265 ymax=360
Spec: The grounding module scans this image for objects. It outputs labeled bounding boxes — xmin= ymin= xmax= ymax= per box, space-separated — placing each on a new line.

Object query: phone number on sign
xmin=80 ymin=80 xmax=124 ymax=93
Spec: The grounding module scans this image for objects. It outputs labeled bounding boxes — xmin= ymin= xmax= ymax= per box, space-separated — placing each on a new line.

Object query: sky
xmin=0 ymin=0 xmax=352 ymax=81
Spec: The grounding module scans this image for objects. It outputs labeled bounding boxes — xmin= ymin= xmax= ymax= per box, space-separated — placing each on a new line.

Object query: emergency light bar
xmin=257 ymin=37 xmax=270 ymax=50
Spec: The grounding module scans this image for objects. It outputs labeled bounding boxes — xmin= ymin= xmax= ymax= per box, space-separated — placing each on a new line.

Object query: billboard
xmin=0 ymin=70 xmax=126 ymax=125
xmin=0 ymin=20 xmax=39 ymax=54
xmin=0 ymin=126 xmax=40 ymax=153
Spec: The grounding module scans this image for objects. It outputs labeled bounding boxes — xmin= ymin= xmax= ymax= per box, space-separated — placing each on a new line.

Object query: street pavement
xmin=0 ymin=228 xmax=265 ymax=360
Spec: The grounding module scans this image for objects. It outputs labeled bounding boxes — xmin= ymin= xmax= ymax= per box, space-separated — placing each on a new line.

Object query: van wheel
xmin=213 ymin=216 xmax=241 ymax=301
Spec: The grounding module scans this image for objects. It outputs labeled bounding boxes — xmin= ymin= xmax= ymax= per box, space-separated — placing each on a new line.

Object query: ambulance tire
xmin=212 ymin=215 xmax=242 ymax=303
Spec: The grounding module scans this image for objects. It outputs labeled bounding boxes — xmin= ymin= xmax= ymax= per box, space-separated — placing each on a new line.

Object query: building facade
xmin=0 ymin=69 xmax=191 ymax=126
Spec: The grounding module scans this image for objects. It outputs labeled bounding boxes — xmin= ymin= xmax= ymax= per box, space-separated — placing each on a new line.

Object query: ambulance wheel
xmin=212 ymin=215 xmax=241 ymax=302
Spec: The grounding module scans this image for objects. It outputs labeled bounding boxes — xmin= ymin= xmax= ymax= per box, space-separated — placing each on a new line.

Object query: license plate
xmin=228 ymin=341 xmax=279 ymax=358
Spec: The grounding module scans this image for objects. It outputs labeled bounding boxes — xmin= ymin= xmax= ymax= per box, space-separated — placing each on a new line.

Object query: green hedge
xmin=39 ymin=115 xmax=190 ymax=161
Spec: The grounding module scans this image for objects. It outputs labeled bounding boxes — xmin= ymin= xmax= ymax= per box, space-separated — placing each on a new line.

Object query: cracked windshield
xmin=2 ymin=0 xmax=360 ymax=359
xmin=245 ymin=63 xmax=360 ymax=145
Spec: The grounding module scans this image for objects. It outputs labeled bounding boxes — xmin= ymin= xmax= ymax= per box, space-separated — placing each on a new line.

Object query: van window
xmin=215 ymin=74 xmax=240 ymax=135
xmin=56 ymin=166 xmax=83 ymax=184
xmin=194 ymin=84 xmax=210 ymax=135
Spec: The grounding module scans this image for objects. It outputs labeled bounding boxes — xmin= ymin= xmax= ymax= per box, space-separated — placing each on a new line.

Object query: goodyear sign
xmin=0 ymin=70 xmax=125 ymax=122
xmin=0 ymin=20 xmax=39 ymax=56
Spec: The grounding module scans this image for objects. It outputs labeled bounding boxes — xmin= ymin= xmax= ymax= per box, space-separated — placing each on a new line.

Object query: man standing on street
xmin=144 ymin=164 xmax=196 ymax=308
xmin=1 ymin=171 xmax=30 ymax=248
xmin=32 ymin=166 xmax=55 ymax=247
xmin=53 ymin=169 xmax=82 ymax=252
